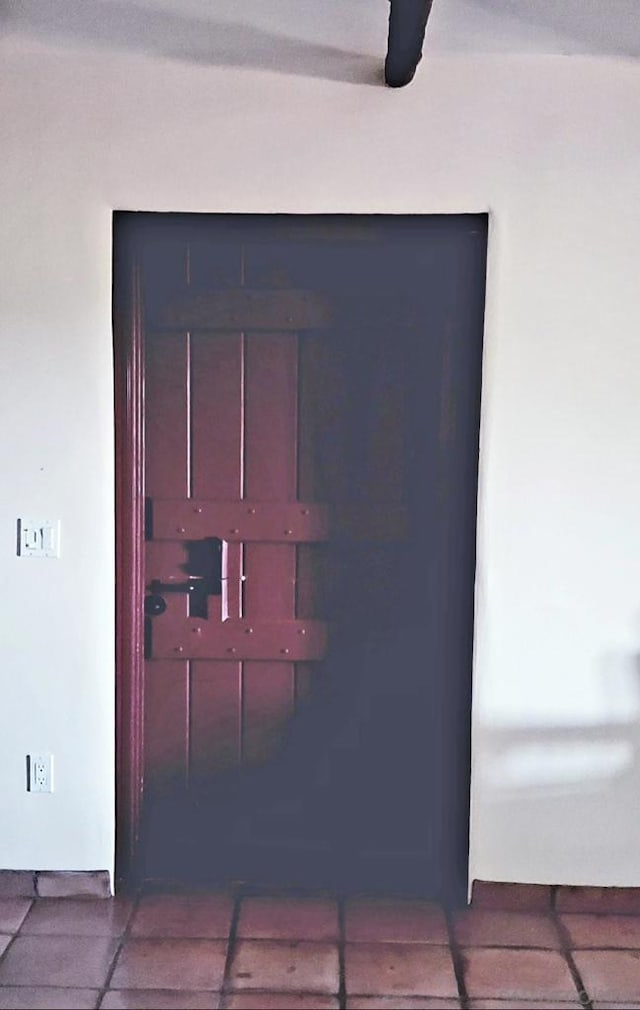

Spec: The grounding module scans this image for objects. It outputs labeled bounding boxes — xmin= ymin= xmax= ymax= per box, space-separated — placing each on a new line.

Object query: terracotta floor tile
xmin=0 ymin=900 xmax=31 ymax=933
xmin=224 ymin=994 xmax=339 ymax=1009
xmin=468 ymin=1003 xmax=581 ymax=1009
xmin=0 ymin=873 xmax=36 ymax=899
xmin=471 ymin=882 xmax=553 ymax=912
xmin=557 ymin=886 xmax=640 ymax=915
xmin=21 ymin=897 xmax=133 ymax=936
xmin=462 ymin=947 xmax=577 ymax=1000
xmin=36 ymin=871 xmax=110 ymax=899
xmin=130 ymin=894 xmax=233 ymax=938
xmin=0 ymin=988 xmax=100 ymax=1010
xmin=347 ymin=998 xmax=461 ymax=1009
xmin=228 ymin=940 xmax=339 ymax=994
xmin=100 ymin=991 xmax=221 ymax=1009
xmin=345 ymin=942 xmax=458 ymax=997
xmin=345 ymin=899 xmax=449 ymax=944
xmin=561 ymin=912 xmax=640 ymax=948
xmin=110 ymin=939 xmax=227 ymax=991
xmin=573 ymin=949 xmax=640 ymax=1002
xmin=592 ymin=1004 xmax=640 ymax=1009
xmin=236 ymin=896 xmax=338 ymax=940
xmin=453 ymin=909 xmax=561 ymax=948
xmin=0 ymin=934 xmax=118 ymax=987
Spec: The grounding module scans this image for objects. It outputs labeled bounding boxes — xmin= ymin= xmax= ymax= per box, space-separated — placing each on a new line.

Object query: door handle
xmin=145 ymin=537 xmax=223 ymax=618
xmin=144 ymin=578 xmax=205 ymax=617
xmin=145 ymin=576 xmax=212 ymax=619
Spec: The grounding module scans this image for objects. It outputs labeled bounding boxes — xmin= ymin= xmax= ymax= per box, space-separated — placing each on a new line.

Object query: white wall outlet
xmin=17 ymin=518 xmax=61 ymax=558
xmin=27 ymin=754 xmax=54 ymax=793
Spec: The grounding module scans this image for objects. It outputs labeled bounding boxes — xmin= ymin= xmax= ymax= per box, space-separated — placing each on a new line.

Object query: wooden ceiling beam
xmin=385 ymin=0 xmax=436 ymax=88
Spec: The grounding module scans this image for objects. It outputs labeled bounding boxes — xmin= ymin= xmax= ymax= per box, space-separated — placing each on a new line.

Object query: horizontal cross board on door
xmin=151 ymin=500 xmax=409 ymax=542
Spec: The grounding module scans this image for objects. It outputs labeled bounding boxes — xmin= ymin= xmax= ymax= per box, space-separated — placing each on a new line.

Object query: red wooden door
xmin=127 ymin=216 xmax=486 ymax=898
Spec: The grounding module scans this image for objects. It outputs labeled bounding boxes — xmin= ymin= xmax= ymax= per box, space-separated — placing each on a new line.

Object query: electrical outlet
xmin=27 ymin=754 xmax=53 ymax=793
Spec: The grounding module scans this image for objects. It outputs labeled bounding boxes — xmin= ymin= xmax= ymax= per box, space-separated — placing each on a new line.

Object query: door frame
xmin=113 ymin=219 xmax=146 ymax=889
xmin=113 ymin=212 xmax=488 ymax=898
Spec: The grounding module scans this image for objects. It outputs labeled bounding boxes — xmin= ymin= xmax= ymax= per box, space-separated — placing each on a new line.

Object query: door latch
xmin=145 ymin=537 xmax=223 ymax=619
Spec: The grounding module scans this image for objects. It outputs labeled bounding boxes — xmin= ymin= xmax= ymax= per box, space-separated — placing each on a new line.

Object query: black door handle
xmin=144 ymin=594 xmax=167 ymax=616
xmin=145 ymin=577 xmax=211 ymax=619
xmin=145 ymin=537 xmax=223 ymax=620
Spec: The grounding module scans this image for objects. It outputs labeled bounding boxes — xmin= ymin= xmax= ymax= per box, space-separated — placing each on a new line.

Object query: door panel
xmin=190 ymin=332 xmax=243 ymax=500
xmin=142 ymin=244 xmax=333 ymax=875
xmin=244 ymin=332 xmax=298 ymax=501
xmin=190 ymin=661 xmax=241 ymax=781
xmin=243 ymin=662 xmax=294 ymax=765
xmin=145 ymin=332 xmax=189 ymax=498
xmin=142 ymin=660 xmax=189 ymax=793
xmin=123 ymin=214 xmax=486 ymax=899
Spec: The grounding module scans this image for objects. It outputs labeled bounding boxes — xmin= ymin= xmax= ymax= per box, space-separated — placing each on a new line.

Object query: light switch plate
xmin=17 ymin=518 xmax=61 ymax=558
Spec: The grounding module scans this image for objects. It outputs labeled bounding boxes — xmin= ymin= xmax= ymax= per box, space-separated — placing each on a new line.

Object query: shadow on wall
xmin=470 ymin=642 xmax=640 ymax=883
xmin=475 ymin=716 xmax=640 ymax=883
xmin=0 ymin=0 xmax=382 ymax=85
xmin=469 ymin=0 xmax=640 ymax=60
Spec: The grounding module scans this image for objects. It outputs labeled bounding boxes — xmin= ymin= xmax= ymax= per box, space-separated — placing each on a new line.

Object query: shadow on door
xmin=114 ymin=213 xmax=487 ymax=904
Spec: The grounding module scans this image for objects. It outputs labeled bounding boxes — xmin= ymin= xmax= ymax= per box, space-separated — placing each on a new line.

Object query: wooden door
xmin=115 ymin=214 xmax=487 ymax=900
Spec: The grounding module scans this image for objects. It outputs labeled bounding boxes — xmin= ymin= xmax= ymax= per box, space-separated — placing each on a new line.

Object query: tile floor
xmin=1 ymin=889 xmax=640 ymax=1008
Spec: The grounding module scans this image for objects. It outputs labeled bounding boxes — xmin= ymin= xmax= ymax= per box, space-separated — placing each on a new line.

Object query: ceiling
xmin=2 ymin=0 xmax=639 ymax=73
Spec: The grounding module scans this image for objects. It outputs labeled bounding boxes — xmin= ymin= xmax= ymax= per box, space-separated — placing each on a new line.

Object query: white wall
xmin=2 ymin=6 xmax=640 ymax=887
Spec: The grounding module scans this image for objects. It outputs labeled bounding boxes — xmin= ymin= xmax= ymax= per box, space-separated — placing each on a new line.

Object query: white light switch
xmin=17 ymin=518 xmax=61 ymax=558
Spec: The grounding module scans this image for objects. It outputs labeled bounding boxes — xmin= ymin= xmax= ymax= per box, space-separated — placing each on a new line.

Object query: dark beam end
xmin=385 ymin=0 xmax=436 ymax=88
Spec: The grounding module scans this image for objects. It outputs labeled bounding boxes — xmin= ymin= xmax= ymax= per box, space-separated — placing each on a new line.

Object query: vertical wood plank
xmin=364 ymin=333 xmax=406 ymax=503
xmin=190 ymin=661 xmax=242 ymax=780
xmin=244 ymin=332 xmax=298 ymax=502
xmin=191 ymin=332 xmax=244 ymax=500
xmin=242 ymin=331 xmax=298 ymax=762
xmin=296 ymin=334 xmax=331 ymax=625
xmin=221 ymin=541 xmax=243 ymax=621
xmin=145 ymin=332 xmax=190 ymax=498
xmin=294 ymin=662 xmax=315 ymax=707
xmin=342 ymin=331 xmax=371 ymax=504
xmin=243 ymin=330 xmax=298 ymax=622
xmin=243 ymin=544 xmax=295 ymax=619
xmin=297 ymin=332 xmax=349 ymax=504
xmin=295 ymin=544 xmax=325 ymax=620
xmin=141 ymin=240 xmax=191 ymax=876
xmin=297 ymin=329 xmax=352 ymax=632
xmin=243 ymin=662 xmax=294 ymax=765
xmin=143 ymin=660 xmax=189 ymax=793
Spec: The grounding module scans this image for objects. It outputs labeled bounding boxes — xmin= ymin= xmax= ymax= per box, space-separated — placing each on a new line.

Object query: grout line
xmin=337 ymin=894 xmax=347 ymax=1010
xmin=0 ymin=933 xmax=22 ymax=973
xmin=218 ymin=886 xmax=242 ymax=1010
xmin=445 ymin=906 xmax=469 ymax=1010
xmin=94 ymin=887 xmax=142 ymax=1008
xmin=0 ymin=896 xmax=34 ymax=968
xmin=8 ymin=890 xmax=640 ymax=1008
xmin=553 ymin=908 xmax=593 ymax=1010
